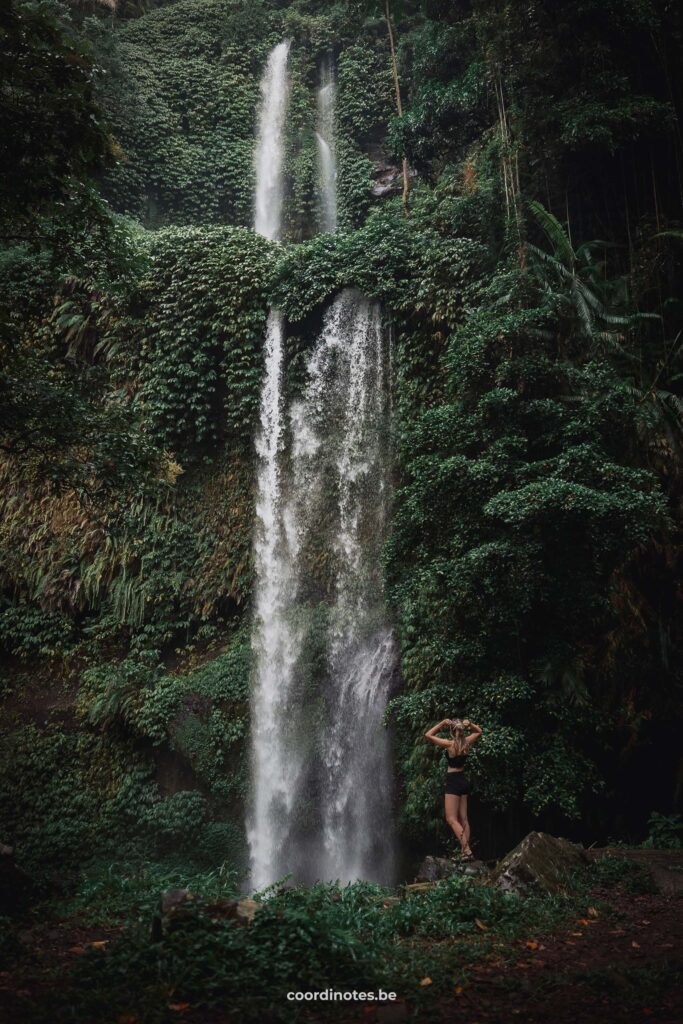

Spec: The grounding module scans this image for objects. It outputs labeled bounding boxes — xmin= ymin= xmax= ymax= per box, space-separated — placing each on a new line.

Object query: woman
xmin=424 ymin=717 xmax=483 ymax=861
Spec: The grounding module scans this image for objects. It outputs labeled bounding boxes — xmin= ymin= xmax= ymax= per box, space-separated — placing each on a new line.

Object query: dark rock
xmin=204 ymin=897 xmax=262 ymax=925
xmin=491 ymin=831 xmax=588 ymax=896
xmin=415 ymin=855 xmax=460 ymax=882
xmin=370 ymin=160 xmax=417 ymax=198
xmin=415 ymin=855 xmax=488 ymax=883
xmin=160 ymin=888 xmax=193 ymax=915
xmin=156 ymin=895 xmax=261 ymax=938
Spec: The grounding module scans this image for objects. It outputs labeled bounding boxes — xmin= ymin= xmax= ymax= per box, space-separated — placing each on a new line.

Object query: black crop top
xmin=446 ymin=750 xmax=468 ymax=768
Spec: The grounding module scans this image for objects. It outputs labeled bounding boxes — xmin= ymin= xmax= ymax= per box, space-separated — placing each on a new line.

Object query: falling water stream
xmin=316 ymin=56 xmax=337 ymax=233
xmin=253 ymin=40 xmax=291 ymax=241
xmin=248 ymin=43 xmax=396 ymax=889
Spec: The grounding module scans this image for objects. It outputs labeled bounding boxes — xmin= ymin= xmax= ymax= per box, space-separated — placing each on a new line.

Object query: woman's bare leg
xmin=458 ymin=796 xmax=472 ymax=856
xmin=445 ymin=794 xmax=466 ymax=851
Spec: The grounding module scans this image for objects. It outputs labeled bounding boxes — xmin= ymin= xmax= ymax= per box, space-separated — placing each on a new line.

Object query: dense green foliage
xmin=8 ymin=857 xmax=629 ymax=1021
xmin=1 ymin=0 xmax=682 ymax=896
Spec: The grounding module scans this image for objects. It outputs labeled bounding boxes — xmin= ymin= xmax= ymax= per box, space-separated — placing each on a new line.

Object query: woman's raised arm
xmin=463 ymin=719 xmax=483 ymax=746
xmin=424 ymin=719 xmax=452 ymax=748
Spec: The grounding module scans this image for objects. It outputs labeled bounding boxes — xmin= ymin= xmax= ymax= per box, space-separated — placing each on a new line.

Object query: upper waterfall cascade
xmin=253 ymin=40 xmax=291 ymax=240
xmin=248 ymin=43 xmax=396 ymax=889
xmin=316 ymin=56 xmax=338 ymax=233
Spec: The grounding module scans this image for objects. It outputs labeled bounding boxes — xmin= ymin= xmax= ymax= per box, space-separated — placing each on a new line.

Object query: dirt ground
xmin=411 ymin=882 xmax=682 ymax=1024
xmin=337 ymin=849 xmax=683 ymax=1024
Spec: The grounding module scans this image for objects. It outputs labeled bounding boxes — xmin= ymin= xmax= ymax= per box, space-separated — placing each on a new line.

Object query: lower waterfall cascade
xmin=247 ymin=290 xmax=397 ymax=888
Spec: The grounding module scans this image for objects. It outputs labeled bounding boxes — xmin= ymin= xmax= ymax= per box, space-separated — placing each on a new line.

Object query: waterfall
xmin=249 ymin=290 xmax=396 ymax=888
xmin=253 ymin=41 xmax=290 ymax=241
xmin=247 ymin=310 xmax=308 ymax=889
xmin=289 ymin=290 xmax=396 ymax=884
xmin=248 ymin=41 xmax=395 ymax=889
xmin=316 ymin=56 xmax=337 ymax=233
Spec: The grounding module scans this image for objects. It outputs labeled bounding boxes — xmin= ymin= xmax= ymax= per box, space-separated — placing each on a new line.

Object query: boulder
xmin=370 ymin=160 xmax=417 ymax=198
xmin=154 ymin=891 xmax=261 ymax=939
xmin=204 ymin=897 xmax=262 ymax=925
xmin=153 ymin=888 xmax=195 ymax=939
xmin=491 ymin=832 xmax=588 ymax=896
xmin=160 ymin=888 xmax=193 ymax=915
xmin=415 ymin=856 xmax=460 ymax=883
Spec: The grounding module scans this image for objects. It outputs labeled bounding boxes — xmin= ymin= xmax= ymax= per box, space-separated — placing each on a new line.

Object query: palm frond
xmin=528 ymin=200 xmax=575 ymax=268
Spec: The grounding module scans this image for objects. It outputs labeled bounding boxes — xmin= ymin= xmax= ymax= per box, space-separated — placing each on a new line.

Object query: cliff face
xmin=1 ymin=0 xmax=682 ymax=878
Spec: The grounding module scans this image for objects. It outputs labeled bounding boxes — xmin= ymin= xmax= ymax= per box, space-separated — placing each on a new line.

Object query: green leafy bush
xmin=641 ymin=812 xmax=683 ymax=850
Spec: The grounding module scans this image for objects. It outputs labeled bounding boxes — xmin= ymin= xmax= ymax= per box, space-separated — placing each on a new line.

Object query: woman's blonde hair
xmin=449 ymin=718 xmax=467 ymax=756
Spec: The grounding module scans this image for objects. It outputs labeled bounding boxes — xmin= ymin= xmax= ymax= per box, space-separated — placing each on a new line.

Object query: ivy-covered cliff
xmin=1 ymin=0 xmax=682 ymax=890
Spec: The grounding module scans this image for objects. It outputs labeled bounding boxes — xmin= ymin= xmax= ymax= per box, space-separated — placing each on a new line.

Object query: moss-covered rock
xmin=491 ymin=832 xmax=588 ymax=896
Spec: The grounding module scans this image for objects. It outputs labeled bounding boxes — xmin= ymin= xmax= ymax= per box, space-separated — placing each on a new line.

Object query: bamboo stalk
xmin=385 ymin=0 xmax=410 ymax=214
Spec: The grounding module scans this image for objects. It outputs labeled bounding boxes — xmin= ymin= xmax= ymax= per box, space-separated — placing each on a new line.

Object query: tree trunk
xmin=384 ymin=0 xmax=410 ymax=214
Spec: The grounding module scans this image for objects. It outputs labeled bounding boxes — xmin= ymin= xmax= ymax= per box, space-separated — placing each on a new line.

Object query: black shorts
xmin=445 ymin=772 xmax=472 ymax=796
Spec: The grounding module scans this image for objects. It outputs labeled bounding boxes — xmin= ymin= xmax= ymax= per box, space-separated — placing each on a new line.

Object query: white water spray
xmin=247 ymin=310 xmax=309 ymax=889
xmin=316 ymin=55 xmax=337 ymax=233
xmin=249 ymin=291 xmax=396 ymax=888
xmin=248 ymin=42 xmax=297 ymax=889
xmin=288 ymin=290 xmax=396 ymax=884
xmin=253 ymin=41 xmax=291 ymax=240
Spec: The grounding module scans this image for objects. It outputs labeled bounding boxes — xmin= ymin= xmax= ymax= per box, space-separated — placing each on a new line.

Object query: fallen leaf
xmin=474 ymin=918 xmax=488 ymax=930
xmin=571 ymin=931 xmax=583 ymax=937
xmin=67 ymin=946 xmax=86 ymax=955
xmin=419 ymin=977 xmax=432 ymax=987
xmin=90 ymin=940 xmax=108 ymax=949
xmin=632 ymin=941 xmax=640 ymax=949
xmin=587 ymin=906 xmax=599 ymax=918
xmin=454 ymin=985 xmax=463 ymax=995
xmin=526 ymin=941 xmax=538 ymax=950
xmin=168 ymin=1004 xmax=191 ymax=1012
xmin=640 ymin=920 xmax=651 ymax=926
xmin=577 ymin=918 xmax=591 ymax=926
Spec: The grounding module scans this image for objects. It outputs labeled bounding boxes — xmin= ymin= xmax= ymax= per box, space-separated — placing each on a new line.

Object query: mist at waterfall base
xmin=247 ymin=45 xmax=398 ymax=889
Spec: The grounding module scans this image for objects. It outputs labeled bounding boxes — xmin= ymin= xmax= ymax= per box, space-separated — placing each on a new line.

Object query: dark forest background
xmin=1 ymin=0 xmax=683 ymax=892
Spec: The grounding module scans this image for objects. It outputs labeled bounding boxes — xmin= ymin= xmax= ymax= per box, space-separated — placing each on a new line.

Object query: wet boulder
xmin=491 ymin=831 xmax=588 ymax=896
xmin=160 ymin=888 xmax=193 ymax=915
xmin=203 ymin=897 xmax=262 ymax=925
xmin=153 ymin=890 xmax=262 ymax=940
xmin=415 ymin=856 xmax=459 ymax=882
